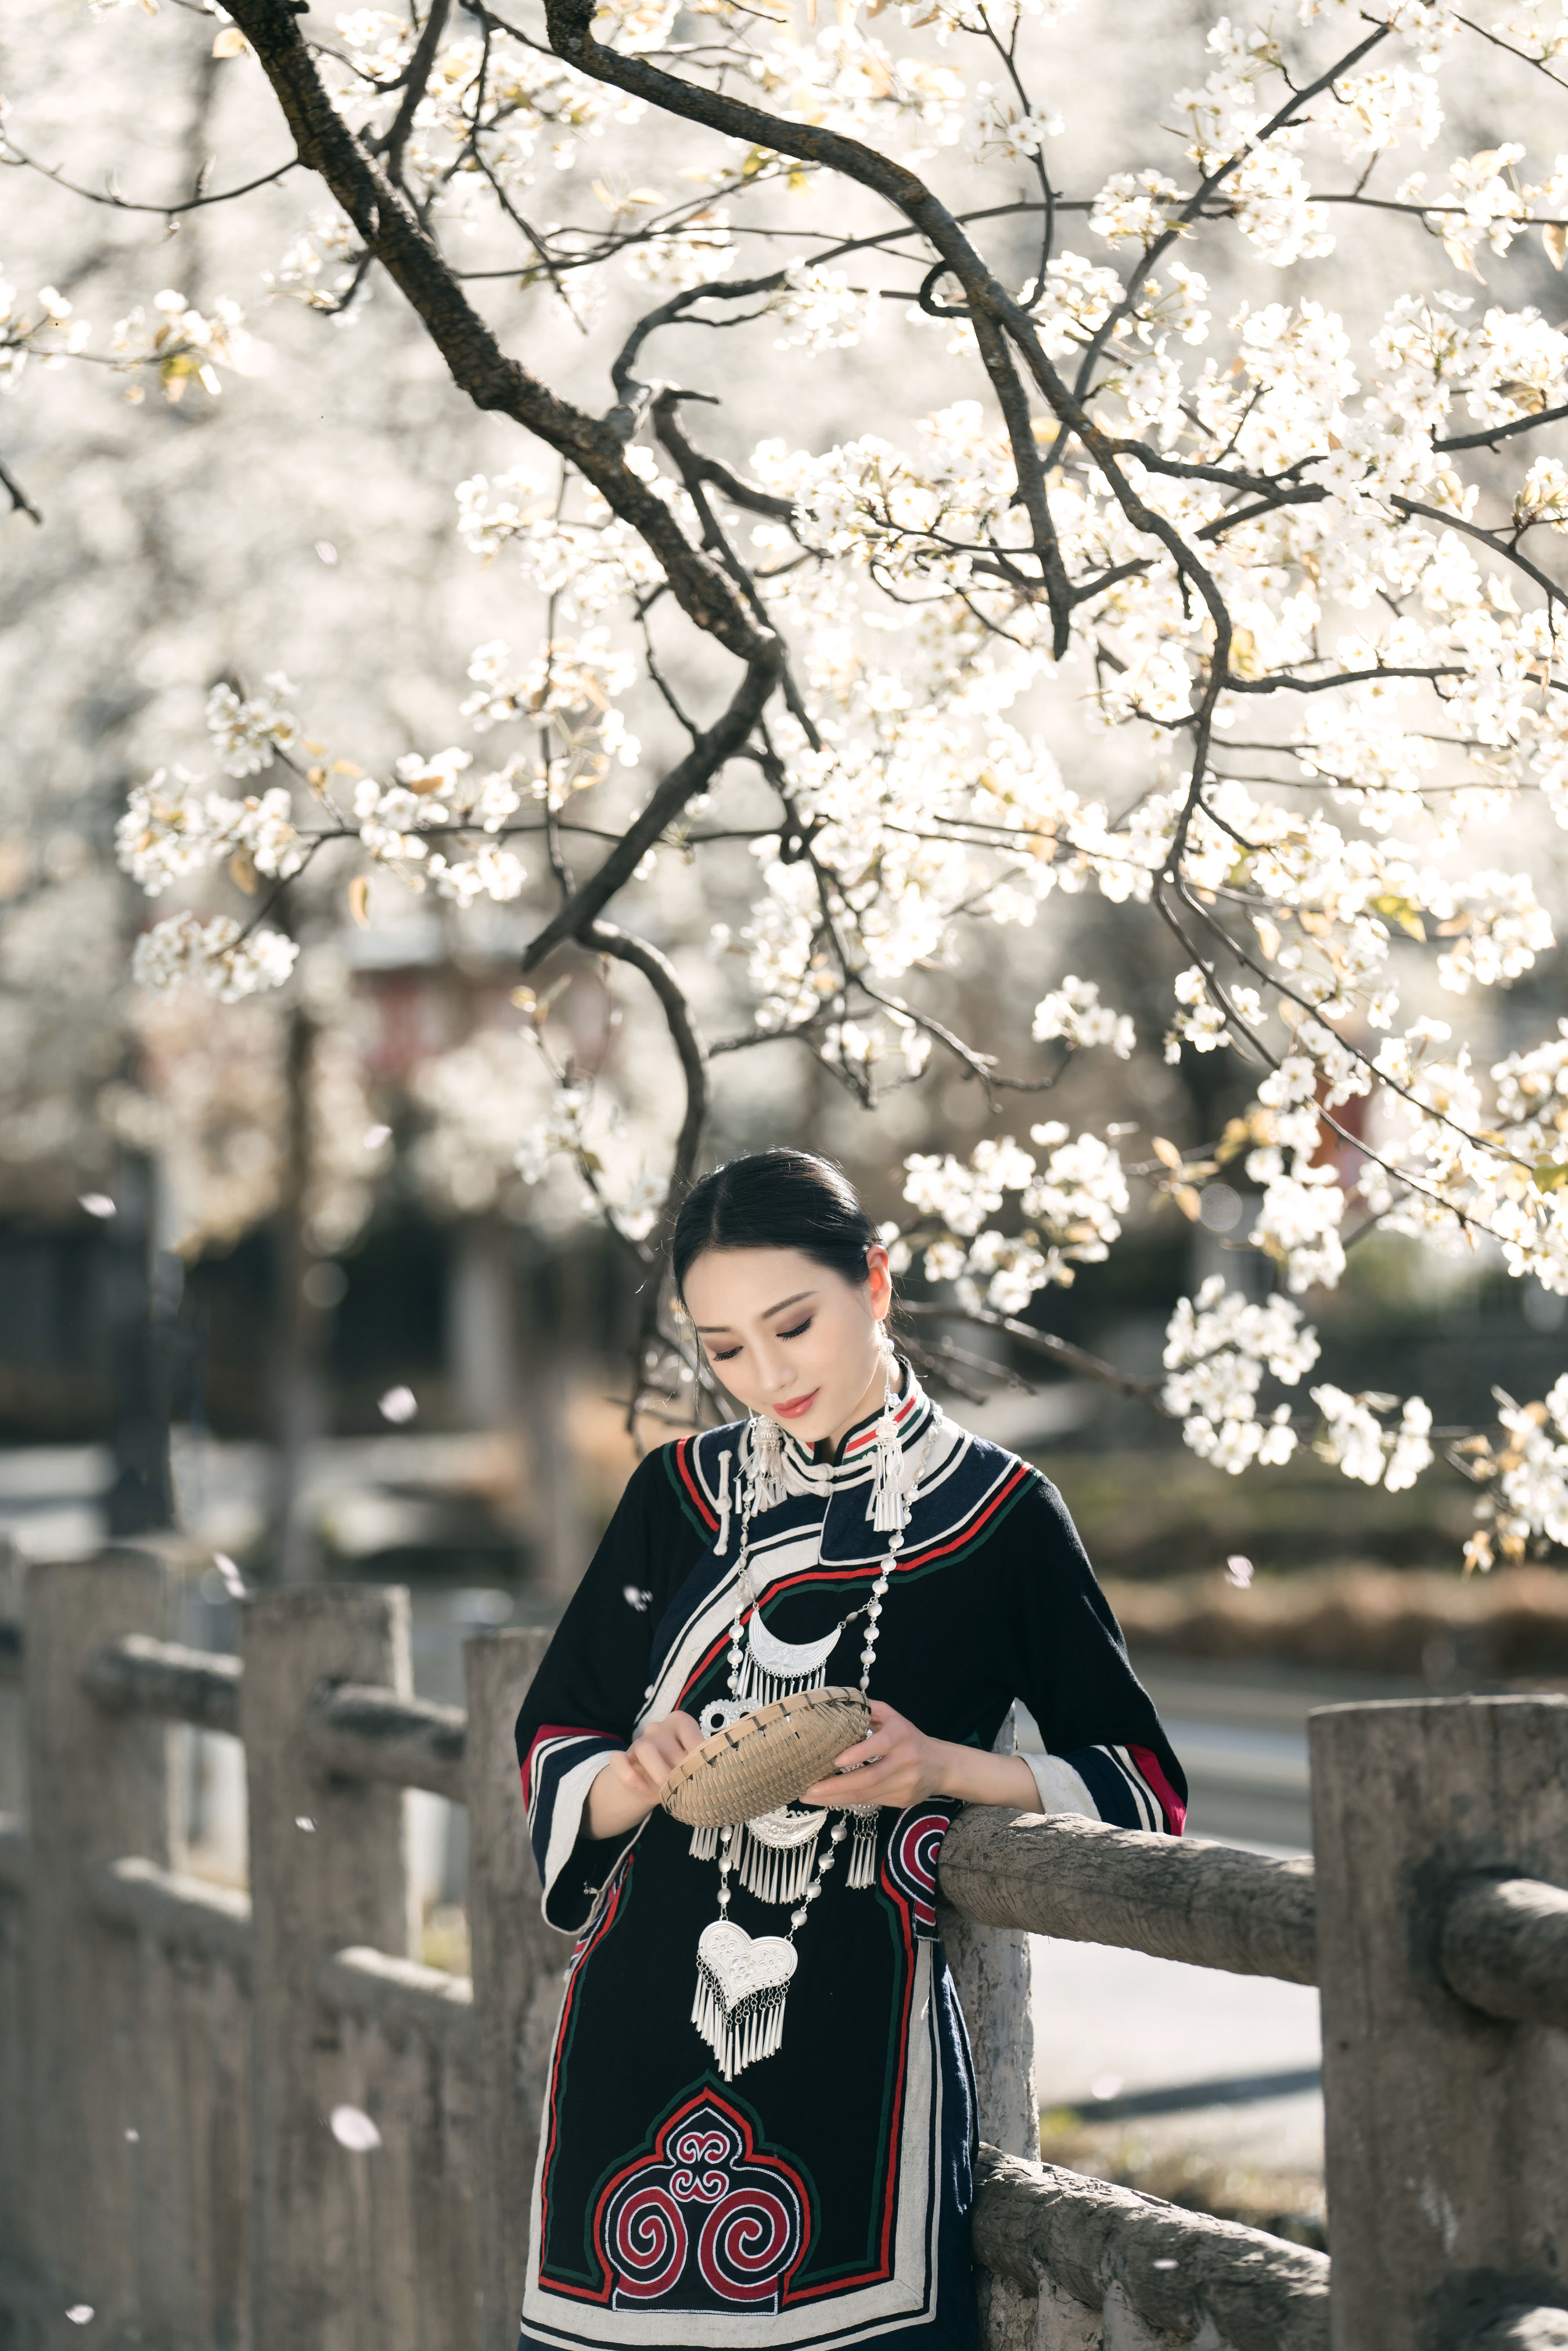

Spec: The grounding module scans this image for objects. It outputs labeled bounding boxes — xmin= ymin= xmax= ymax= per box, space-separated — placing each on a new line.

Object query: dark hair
xmin=671 ymin=1150 xmax=879 ymax=1304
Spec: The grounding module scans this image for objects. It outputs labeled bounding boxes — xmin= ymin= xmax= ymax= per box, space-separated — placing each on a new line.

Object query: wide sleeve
xmin=514 ymin=1448 xmax=694 ymax=1932
xmin=1002 ymin=1472 xmax=1187 ymax=1836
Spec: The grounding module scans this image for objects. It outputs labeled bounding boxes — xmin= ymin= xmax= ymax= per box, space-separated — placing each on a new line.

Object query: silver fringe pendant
xmin=740 ymin=1613 xmax=843 ymax=1708
xmin=733 ymin=1805 xmax=827 ymax=1906
xmin=845 ymin=1804 xmax=879 ymax=1890
xmin=692 ymin=1920 xmax=797 ymax=2083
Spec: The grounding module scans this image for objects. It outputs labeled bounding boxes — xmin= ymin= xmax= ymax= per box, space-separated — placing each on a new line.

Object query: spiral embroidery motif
xmin=596 ymin=2094 xmax=808 ymax=2311
xmin=699 ymin=2190 xmax=797 ymax=2302
xmin=608 ymin=2187 xmax=688 ymax=2302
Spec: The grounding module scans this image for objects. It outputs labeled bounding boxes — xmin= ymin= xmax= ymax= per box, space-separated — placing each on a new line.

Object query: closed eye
xmin=708 ymin=1316 xmax=810 ymax=1365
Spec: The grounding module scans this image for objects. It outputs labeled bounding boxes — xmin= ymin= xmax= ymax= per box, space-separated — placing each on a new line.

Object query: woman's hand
xmin=585 ymin=1710 xmax=705 ymax=1840
xmin=801 ymin=1700 xmax=1043 ymax=1815
xmin=801 ymin=1700 xmax=946 ymax=1811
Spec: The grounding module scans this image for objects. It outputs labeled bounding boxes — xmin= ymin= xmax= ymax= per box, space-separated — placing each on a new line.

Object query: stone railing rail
xmin=0 ymin=1553 xmax=1564 ymax=2351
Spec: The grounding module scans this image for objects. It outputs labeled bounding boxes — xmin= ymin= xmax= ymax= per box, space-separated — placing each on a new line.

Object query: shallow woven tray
xmin=659 ymin=1687 xmax=873 ymax=1830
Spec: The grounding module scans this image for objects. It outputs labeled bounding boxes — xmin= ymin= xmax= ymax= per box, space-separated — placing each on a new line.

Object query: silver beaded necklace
xmin=689 ymin=1348 xmax=941 ymax=2082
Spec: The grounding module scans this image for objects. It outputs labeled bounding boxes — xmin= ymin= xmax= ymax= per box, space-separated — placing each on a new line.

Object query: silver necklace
xmin=689 ymin=1355 xmax=941 ymax=2081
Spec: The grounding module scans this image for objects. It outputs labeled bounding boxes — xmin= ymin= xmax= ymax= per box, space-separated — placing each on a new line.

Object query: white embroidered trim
xmin=1022 ymin=1750 xmax=1098 ymax=1820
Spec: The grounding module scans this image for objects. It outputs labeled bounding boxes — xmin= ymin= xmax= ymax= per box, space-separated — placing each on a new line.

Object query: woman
xmin=515 ymin=1149 xmax=1185 ymax=2351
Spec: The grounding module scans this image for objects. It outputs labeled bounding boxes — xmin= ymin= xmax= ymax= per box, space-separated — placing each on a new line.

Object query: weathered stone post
xmin=242 ymin=1583 xmax=416 ymax=2351
xmin=1311 ymin=1696 xmax=1568 ymax=2351
xmin=466 ymin=1627 xmax=575 ymax=2351
xmin=943 ymin=1710 xmax=1040 ymax=2351
xmin=24 ymin=1551 xmax=175 ymax=2333
xmin=0 ymin=1537 xmax=24 ymax=1817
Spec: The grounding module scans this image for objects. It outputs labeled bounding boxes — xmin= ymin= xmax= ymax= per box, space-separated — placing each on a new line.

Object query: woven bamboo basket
xmin=659 ymin=1687 xmax=873 ymax=1829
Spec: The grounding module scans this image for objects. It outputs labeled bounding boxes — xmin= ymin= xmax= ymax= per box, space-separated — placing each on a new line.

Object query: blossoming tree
xmin=12 ymin=0 xmax=1568 ymax=1558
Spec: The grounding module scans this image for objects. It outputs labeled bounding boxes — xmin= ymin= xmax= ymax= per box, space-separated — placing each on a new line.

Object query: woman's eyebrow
xmin=695 ymin=1288 xmax=817 ymax=1334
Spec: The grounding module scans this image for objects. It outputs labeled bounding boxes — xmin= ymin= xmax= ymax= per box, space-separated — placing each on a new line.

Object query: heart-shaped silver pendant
xmin=692 ymin=1919 xmax=797 ymax=2081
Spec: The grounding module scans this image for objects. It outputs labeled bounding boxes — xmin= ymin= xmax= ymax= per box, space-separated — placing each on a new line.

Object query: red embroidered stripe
xmin=1128 ymin=1743 xmax=1186 ymax=1836
xmin=536 ymin=1871 xmax=629 ymax=2301
xmin=672 ymin=1435 xmax=719 ymax=1530
xmin=840 ymin=1387 xmax=921 ymax=1456
xmin=523 ymin=1722 xmax=608 ymax=1783
xmin=675 ymin=1462 xmax=1031 ymax=1708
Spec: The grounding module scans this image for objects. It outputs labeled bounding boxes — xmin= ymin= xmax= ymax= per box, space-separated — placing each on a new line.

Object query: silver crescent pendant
xmin=746 ymin=1612 xmax=843 ymax=1682
xmin=744 ymin=1804 xmax=829 ymax=1849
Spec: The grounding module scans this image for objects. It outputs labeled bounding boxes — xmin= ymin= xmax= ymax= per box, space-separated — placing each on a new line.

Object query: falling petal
xmin=78 ymin=1195 xmax=116 ymax=1219
xmin=66 ymin=2309 xmax=94 ymax=2326
xmin=363 ymin=1123 xmax=391 ymax=1149
xmin=213 ymin=1553 xmax=246 ymax=1598
xmin=315 ymin=541 xmax=339 ymax=565
xmin=125 ymin=2128 xmax=140 ymax=2144
xmin=1225 ymin=1553 xmax=1254 ymax=1589
xmin=330 ymin=2105 xmax=382 ymax=2151
xmin=295 ymin=1816 xmax=315 ymax=1833
xmin=378 ymin=1385 xmax=417 ymax=1424
xmin=1089 ymin=2074 xmax=1123 ymax=2101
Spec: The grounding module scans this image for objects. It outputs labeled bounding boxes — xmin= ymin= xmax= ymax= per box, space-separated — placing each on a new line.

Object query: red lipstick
xmin=775 ymin=1388 xmax=819 ymax=1420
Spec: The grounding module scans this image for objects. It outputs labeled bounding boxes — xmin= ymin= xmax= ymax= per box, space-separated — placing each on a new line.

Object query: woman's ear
xmin=864 ymin=1241 xmax=893 ymax=1322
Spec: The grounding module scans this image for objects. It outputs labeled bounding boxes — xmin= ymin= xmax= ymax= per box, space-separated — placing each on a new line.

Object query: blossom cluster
xmin=1162 ymin=1275 xmax=1318 ymax=1474
xmin=0 ymin=270 xmax=243 ymax=402
xmin=896 ymin=1127 xmax=1128 ymax=1311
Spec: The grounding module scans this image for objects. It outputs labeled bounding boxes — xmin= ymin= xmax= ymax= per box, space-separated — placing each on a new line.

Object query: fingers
xmin=800 ymin=1763 xmax=904 ymax=1809
xmin=626 ymin=1708 xmax=706 ymax=1794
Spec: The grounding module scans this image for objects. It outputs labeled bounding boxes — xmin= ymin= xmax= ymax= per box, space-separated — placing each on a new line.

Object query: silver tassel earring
xmin=744 ymin=1409 xmax=787 ymax=1513
xmin=868 ymin=1336 xmax=909 ymax=1535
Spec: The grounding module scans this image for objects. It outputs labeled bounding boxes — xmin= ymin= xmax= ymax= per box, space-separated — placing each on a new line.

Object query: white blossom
xmin=206 ymin=675 xmax=300 ymax=777
xmin=132 ymin=913 xmax=300 ymax=1001
xmin=1032 ymin=975 xmax=1135 ymax=1058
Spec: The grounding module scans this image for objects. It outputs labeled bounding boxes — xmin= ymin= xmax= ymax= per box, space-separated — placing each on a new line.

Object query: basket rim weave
xmin=658 ymin=1686 xmax=872 ymax=1829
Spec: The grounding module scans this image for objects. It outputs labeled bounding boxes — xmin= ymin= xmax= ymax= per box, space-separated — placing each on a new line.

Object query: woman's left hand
xmin=801 ymin=1700 xmax=947 ymax=1811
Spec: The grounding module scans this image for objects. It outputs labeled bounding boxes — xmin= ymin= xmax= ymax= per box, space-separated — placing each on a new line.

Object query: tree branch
xmin=898 ymin=1301 xmax=1174 ymax=1415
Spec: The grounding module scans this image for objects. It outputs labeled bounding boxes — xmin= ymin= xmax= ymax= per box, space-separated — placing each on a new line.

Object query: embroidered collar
xmin=776 ymin=1361 xmax=933 ymax=1498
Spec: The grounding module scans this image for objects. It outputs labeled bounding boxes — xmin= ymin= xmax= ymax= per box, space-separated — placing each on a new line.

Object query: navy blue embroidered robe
xmin=514 ymin=1374 xmax=1185 ymax=2350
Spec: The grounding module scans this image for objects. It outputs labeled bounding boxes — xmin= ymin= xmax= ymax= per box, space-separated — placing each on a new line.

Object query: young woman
xmin=514 ymin=1149 xmax=1185 ymax=2351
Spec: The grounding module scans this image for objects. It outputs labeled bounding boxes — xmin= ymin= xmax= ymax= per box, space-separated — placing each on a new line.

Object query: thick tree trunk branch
xmin=222 ymin=0 xmax=776 ymax=667
xmin=520 ymin=646 xmax=779 ymax=967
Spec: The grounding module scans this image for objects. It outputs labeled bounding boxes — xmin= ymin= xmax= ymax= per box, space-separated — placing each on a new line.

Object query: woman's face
xmin=682 ymin=1243 xmax=893 ymax=1450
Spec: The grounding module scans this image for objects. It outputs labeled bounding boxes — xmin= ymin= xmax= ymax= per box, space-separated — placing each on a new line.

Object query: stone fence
xmin=1 ymin=1553 xmax=1565 ymax=2351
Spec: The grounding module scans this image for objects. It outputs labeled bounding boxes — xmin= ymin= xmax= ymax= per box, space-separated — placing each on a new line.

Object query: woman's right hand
xmin=585 ymin=1710 xmax=705 ymax=1840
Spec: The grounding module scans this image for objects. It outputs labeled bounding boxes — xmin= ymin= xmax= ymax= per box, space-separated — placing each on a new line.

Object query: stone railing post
xmin=24 ymin=1550 xmax=175 ymax=2333
xmin=242 ymin=1584 xmax=416 ymax=2351
xmin=0 ymin=1537 xmax=24 ymax=1817
xmin=1311 ymin=1696 xmax=1568 ymax=2351
xmin=943 ymin=1708 xmax=1040 ymax=2351
xmin=466 ymin=1627 xmax=575 ymax=2351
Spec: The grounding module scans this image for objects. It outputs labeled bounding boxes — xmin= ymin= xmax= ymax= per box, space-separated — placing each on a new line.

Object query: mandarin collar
xmin=776 ymin=1359 xmax=932 ymax=1493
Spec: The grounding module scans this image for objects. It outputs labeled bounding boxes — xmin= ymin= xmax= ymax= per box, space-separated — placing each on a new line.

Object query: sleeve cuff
xmin=1022 ymin=1750 xmax=1099 ymax=1819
